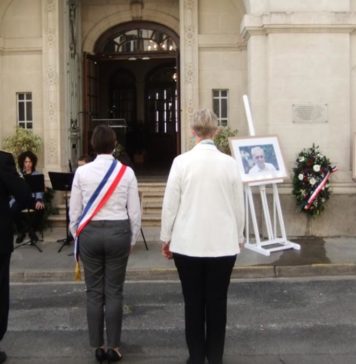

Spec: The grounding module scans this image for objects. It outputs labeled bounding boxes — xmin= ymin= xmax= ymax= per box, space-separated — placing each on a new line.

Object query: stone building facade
xmin=1 ymin=0 xmax=356 ymax=236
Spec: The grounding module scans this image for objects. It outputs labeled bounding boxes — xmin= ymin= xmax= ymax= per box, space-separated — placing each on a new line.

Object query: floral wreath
xmin=292 ymin=144 xmax=336 ymax=216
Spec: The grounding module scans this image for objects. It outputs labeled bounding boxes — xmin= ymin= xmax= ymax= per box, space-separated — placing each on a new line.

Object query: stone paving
xmin=10 ymin=227 xmax=356 ymax=282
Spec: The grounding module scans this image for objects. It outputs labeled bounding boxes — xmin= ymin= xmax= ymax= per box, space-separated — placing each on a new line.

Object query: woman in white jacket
xmin=160 ymin=109 xmax=245 ymax=364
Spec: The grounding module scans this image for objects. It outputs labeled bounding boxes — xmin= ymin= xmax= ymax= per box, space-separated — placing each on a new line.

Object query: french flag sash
xmin=74 ymin=160 xmax=127 ymax=280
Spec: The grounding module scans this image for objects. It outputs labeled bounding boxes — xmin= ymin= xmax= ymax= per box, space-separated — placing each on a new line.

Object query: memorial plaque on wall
xmin=292 ymin=104 xmax=328 ymax=124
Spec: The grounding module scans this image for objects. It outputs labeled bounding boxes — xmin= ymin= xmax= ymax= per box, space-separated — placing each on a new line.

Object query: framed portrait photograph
xmin=228 ymin=135 xmax=288 ymax=183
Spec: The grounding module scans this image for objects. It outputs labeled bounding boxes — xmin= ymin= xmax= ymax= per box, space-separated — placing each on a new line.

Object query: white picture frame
xmin=228 ymin=135 xmax=288 ymax=183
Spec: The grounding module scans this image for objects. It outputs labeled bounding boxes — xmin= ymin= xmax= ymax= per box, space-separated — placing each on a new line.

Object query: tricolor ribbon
xmin=74 ymin=160 xmax=127 ymax=280
xmin=304 ymin=166 xmax=337 ymax=211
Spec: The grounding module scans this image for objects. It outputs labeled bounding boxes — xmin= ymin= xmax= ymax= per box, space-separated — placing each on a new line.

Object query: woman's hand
xmin=35 ymin=200 xmax=45 ymax=210
xmin=239 ymin=238 xmax=245 ymax=249
xmin=161 ymin=242 xmax=173 ymax=259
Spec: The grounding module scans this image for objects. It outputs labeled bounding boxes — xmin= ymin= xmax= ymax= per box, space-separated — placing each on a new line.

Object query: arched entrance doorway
xmin=83 ymin=21 xmax=179 ymax=179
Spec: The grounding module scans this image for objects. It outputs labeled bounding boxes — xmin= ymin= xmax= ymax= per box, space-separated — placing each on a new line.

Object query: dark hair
xmin=78 ymin=154 xmax=89 ymax=163
xmin=17 ymin=150 xmax=38 ymax=172
xmin=90 ymin=125 xmax=117 ymax=154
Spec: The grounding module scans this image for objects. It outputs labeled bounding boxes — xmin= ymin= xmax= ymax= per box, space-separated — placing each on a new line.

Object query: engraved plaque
xmin=292 ymin=104 xmax=328 ymax=124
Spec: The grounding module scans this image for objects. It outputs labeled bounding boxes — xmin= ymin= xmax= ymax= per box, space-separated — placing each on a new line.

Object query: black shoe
xmin=29 ymin=231 xmax=39 ymax=242
xmin=107 ymin=348 xmax=123 ymax=362
xmin=0 ymin=351 xmax=7 ymax=364
xmin=16 ymin=233 xmax=25 ymax=244
xmin=186 ymin=358 xmax=205 ymax=364
xmin=95 ymin=348 xmax=106 ymax=363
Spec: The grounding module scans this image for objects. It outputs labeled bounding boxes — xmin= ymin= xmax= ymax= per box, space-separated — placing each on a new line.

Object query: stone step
xmin=48 ymin=216 xmax=162 ymax=228
xmin=52 ymin=200 xmax=164 ymax=211
xmin=143 ymin=209 xmax=162 ymax=215
xmin=138 ymin=182 xmax=166 ymax=188
xmin=54 ymin=198 xmax=164 ymax=213
xmin=142 ymin=201 xmax=163 ymax=209
xmin=142 ymin=212 xmax=161 ymax=219
xmin=140 ymin=193 xmax=165 ymax=200
xmin=49 ymin=183 xmax=165 ymax=228
xmin=47 ymin=215 xmax=67 ymax=227
xmin=49 ymin=210 xmax=162 ymax=227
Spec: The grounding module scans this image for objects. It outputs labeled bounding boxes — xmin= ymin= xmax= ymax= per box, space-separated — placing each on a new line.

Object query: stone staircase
xmin=48 ymin=182 xmax=166 ymax=228
xmin=139 ymin=182 xmax=165 ymax=226
xmin=48 ymin=204 xmax=67 ymax=227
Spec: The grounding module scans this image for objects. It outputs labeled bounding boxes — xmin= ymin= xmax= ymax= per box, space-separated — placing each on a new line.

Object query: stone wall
xmin=251 ymin=188 xmax=356 ymax=237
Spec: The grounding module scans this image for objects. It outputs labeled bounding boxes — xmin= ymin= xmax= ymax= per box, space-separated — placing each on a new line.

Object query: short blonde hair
xmin=191 ymin=109 xmax=218 ymax=138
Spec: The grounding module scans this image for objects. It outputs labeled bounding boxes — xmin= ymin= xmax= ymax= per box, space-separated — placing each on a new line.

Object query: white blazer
xmin=160 ymin=141 xmax=245 ymax=257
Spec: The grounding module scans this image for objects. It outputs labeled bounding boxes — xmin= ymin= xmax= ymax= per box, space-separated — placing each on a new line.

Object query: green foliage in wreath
xmin=292 ymin=144 xmax=334 ymax=217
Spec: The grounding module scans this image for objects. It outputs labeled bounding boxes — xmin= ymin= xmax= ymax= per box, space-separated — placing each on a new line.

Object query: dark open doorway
xmin=83 ymin=21 xmax=180 ymax=180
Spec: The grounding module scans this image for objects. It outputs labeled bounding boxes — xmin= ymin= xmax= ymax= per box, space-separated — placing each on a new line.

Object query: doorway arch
xmin=83 ymin=21 xmax=180 ymax=178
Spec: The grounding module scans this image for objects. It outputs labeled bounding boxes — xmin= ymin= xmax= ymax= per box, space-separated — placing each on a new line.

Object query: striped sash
xmin=74 ymin=160 xmax=127 ymax=280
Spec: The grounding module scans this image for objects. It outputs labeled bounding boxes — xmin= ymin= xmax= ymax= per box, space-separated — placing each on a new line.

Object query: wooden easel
xmin=242 ymin=95 xmax=300 ymax=256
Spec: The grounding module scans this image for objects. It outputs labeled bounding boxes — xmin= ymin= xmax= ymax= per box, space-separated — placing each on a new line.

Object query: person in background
xmin=160 ymin=109 xmax=245 ymax=364
xmin=248 ymin=146 xmax=276 ymax=174
xmin=69 ymin=125 xmax=141 ymax=363
xmin=0 ymin=150 xmax=31 ymax=364
xmin=14 ymin=151 xmax=45 ymax=243
xmin=77 ymin=154 xmax=92 ymax=167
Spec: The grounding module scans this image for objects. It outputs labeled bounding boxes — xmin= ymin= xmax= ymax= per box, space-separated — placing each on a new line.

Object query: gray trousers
xmin=79 ymin=219 xmax=131 ymax=348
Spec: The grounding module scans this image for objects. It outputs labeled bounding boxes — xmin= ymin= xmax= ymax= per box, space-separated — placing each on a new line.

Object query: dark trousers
xmin=12 ymin=198 xmax=44 ymax=234
xmin=0 ymin=253 xmax=11 ymax=341
xmin=80 ymin=220 xmax=131 ymax=348
xmin=173 ymin=253 xmax=237 ymax=364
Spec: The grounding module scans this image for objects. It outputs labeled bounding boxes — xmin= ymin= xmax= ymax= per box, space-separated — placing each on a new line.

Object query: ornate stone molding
xmin=42 ymin=0 xmax=61 ymax=168
xmin=180 ymin=0 xmax=198 ymax=151
xmin=82 ymin=9 xmax=179 ymax=53
xmin=198 ymin=34 xmax=246 ymax=51
xmin=241 ymin=12 xmax=356 ymax=39
xmin=130 ymin=0 xmax=144 ymax=20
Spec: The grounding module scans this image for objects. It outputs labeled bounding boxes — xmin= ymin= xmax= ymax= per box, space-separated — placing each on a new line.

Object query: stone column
xmin=42 ymin=0 xmax=65 ymax=172
xmin=66 ymin=0 xmax=82 ymax=165
xmin=241 ymin=23 xmax=268 ymax=135
xmin=179 ymin=0 xmax=199 ymax=152
xmin=0 ymin=36 xmax=3 ymax=142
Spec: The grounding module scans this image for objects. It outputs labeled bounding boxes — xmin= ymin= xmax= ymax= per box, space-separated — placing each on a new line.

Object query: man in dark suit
xmin=0 ymin=151 xmax=31 ymax=363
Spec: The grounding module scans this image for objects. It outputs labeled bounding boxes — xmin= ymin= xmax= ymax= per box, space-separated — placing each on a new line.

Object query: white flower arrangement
xmin=292 ymin=144 xmax=335 ymax=216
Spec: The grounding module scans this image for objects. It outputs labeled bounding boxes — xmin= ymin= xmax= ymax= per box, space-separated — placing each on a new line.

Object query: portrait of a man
xmin=248 ymin=146 xmax=277 ymax=175
xmin=229 ymin=136 xmax=287 ymax=183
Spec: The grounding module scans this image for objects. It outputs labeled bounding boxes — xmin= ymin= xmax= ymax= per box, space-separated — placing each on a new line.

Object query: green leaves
xmin=214 ymin=126 xmax=238 ymax=155
xmin=292 ymin=144 xmax=333 ymax=217
xmin=2 ymin=127 xmax=42 ymax=157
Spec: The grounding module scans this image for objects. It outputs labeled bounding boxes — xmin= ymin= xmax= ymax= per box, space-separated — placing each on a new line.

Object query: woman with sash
xmin=69 ymin=125 xmax=141 ymax=363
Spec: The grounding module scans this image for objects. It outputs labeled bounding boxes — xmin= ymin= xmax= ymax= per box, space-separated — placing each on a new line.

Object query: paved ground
xmin=3 ymin=277 xmax=356 ymax=363
xmin=5 ymin=227 xmax=356 ymax=363
xmin=9 ymin=226 xmax=356 ymax=282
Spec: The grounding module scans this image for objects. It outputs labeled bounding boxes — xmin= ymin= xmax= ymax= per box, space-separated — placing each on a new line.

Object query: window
xmin=146 ymin=65 xmax=178 ymax=135
xmin=212 ymin=89 xmax=228 ymax=126
xmin=102 ymin=28 xmax=177 ymax=55
xmin=17 ymin=92 xmax=33 ymax=129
